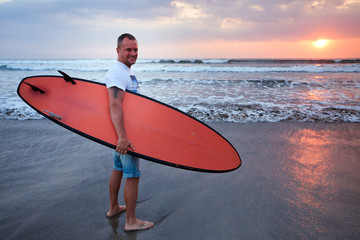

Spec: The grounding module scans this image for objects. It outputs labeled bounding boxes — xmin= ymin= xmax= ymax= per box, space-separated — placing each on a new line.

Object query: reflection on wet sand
xmin=288 ymin=129 xmax=333 ymax=187
xmin=282 ymin=128 xmax=338 ymax=230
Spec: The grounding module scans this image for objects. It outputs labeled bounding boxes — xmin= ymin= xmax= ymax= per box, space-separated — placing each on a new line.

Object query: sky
xmin=1 ymin=0 xmax=360 ymax=59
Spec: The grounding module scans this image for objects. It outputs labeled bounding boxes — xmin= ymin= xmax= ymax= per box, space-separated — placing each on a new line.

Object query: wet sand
xmin=1 ymin=120 xmax=360 ymax=240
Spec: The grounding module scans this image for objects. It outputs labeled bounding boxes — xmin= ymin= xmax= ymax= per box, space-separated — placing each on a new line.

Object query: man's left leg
xmin=124 ymin=177 xmax=153 ymax=231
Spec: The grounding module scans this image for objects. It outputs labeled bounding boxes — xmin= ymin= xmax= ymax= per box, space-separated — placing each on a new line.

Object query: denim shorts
xmin=113 ymin=151 xmax=141 ymax=178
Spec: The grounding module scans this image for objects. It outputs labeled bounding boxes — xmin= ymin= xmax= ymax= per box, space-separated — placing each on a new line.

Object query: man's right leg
xmin=107 ymin=169 xmax=126 ymax=217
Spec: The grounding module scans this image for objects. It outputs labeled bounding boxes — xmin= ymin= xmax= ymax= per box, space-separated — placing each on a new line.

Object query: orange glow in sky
xmin=312 ymin=39 xmax=330 ymax=48
xmin=1 ymin=0 xmax=360 ymax=59
xmin=141 ymin=38 xmax=359 ymax=59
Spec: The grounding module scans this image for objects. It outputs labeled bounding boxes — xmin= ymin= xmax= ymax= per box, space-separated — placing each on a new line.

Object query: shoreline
xmin=1 ymin=119 xmax=359 ymax=240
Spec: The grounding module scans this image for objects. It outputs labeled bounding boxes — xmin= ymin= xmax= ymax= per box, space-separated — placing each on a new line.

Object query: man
xmin=105 ymin=33 xmax=154 ymax=231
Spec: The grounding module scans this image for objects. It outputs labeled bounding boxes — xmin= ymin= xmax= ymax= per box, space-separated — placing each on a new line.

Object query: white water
xmin=1 ymin=58 xmax=359 ymax=122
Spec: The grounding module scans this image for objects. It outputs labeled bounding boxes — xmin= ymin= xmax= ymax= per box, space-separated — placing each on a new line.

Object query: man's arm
xmin=108 ymin=86 xmax=134 ymax=154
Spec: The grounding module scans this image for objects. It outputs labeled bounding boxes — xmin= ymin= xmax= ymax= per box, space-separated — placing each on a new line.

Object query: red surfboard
xmin=17 ymin=71 xmax=241 ymax=172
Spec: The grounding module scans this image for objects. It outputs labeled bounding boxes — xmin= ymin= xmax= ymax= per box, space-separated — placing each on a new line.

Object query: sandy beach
xmin=1 ymin=119 xmax=359 ymax=240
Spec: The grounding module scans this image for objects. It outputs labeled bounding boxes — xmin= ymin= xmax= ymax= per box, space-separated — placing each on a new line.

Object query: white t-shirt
xmin=105 ymin=61 xmax=139 ymax=93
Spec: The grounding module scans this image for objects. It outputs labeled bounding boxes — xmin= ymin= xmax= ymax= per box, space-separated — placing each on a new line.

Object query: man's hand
xmin=116 ymin=137 xmax=135 ymax=155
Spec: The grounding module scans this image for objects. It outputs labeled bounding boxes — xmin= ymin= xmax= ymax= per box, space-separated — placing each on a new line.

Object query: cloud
xmin=0 ymin=0 xmax=12 ymax=4
xmin=0 ymin=0 xmax=359 ymax=58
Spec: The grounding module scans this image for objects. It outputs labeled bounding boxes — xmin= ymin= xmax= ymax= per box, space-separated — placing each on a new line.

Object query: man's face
xmin=117 ymin=38 xmax=138 ymax=68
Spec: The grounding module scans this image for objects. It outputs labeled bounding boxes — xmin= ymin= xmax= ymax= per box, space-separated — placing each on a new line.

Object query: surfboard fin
xmin=24 ymin=82 xmax=46 ymax=94
xmin=42 ymin=109 xmax=62 ymax=120
xmin=58 ymin=70 xmax=76 ymax=85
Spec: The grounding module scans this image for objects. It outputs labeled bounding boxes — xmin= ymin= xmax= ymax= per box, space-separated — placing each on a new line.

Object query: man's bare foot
xmin=106 ymin=205 xmax=126 ymax=218
xmin=125 ymin=219 xmax=154 ymax=231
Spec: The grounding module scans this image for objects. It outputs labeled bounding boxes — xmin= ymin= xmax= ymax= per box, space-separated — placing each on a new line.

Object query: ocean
xmin=1 ymin=58 xmax=359 ymax=122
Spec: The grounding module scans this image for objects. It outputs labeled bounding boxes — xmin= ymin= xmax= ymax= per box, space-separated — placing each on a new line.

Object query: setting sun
xmin=312 ymin=39 xmax=330 ymax=48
